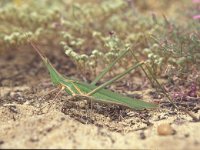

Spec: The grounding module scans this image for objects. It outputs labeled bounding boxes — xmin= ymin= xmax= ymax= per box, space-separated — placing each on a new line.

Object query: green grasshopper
xmin=30 ymin=42 xmax=157 ymax=110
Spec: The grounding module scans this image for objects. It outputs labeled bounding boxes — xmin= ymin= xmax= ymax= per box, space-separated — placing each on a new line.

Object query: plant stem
xmin=145 ymin=63 xmax=199 ymax=121
xmin=130 ymin=49 xmax=155 ymax=87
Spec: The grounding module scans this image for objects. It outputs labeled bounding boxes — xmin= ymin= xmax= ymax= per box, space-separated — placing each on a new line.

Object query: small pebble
xmin=9 ymin=105 xmax=18 ymax=114
xmin=60 ymin=117 xmax=65 ymax=121
xmin=0 ymin=140 xmax=4 ymax=145
xmin=157 ymin=123 xmax=176 ymax=136
xmin=29 ymin=136 xmax=39 ymax=142
xmin=10 ymin=91 xmax=22 ymax=99
xmin=184 ymin=133 xmax=190 ymax=138
xmin=158 ymin=114 xmax=168 ymax=120
xmin=140 ymin=132 xmax=146 ymax=139
xmin=77 ymin=100 xmax=87 ymax=108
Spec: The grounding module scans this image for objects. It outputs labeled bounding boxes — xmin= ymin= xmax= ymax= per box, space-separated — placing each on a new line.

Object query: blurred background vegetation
xmin=0 ymin=0 xmax=199 ymax=85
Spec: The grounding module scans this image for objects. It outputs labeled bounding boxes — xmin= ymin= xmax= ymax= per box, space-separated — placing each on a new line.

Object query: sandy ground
xmin=0 ymin=49 xmax=199 ymax=149
xmin=0 ymin=103 xmax=199 ymax=149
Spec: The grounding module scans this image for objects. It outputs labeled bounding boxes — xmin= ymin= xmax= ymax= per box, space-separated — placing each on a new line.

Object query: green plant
xmin=1 ymin=0 xmax=199 ymax=80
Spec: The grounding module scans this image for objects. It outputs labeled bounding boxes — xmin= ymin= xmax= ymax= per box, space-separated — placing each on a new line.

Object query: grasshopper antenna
xmin=30 ymin=41 xmax=46 ymax=60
